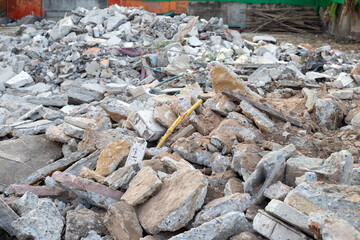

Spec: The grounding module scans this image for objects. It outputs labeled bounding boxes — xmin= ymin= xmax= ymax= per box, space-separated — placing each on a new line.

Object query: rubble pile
xmin=0 ymin=4 xmax=359 ymax=240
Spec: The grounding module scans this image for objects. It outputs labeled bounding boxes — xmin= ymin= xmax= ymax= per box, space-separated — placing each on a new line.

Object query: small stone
xmin=104 ymin=201 xmax=143 ymax=240
xmin=5 ymin=71 xmax=34 ymax=88
xmin=122 ymin=166 xmax=162 ymax=206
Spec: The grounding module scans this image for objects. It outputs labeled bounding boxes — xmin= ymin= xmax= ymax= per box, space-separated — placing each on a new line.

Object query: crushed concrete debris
xmin=0 ymin=4 xmax=359 ymax=240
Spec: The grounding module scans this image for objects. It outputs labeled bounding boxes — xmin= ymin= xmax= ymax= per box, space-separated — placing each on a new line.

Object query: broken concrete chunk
xmin=172 ymin=133 xmax=213 ymax=167
xmin=0 ymin=198 xmax=19 ymax=236
xmin=80 ymin=139 xmax=131 ymax=183
xmin=210 ymin=153 xmax=231 ymax=173
xmin=121 ymin=166 xmax=162 ymax=206
xmin=224 ymin=178 xmax=244 ymax=196
xmin=170 ymin=212 xmax=251 ymax=240
xmin=125 ymin=139 xmax=147 ymax=168
xmin=65 ymin=208 xmax=108 ymax=240
xmin=129 ymin=110 xmax=166 ymax=141
xmin=245 ymin=144 xmax=296 ymax=204
xmin=210 ymin=65 xmax=250 ymax=94
xmin=315 ymin=98 xmax=343 ymax=130
xmin=64 ymin=123 xmax=85 ymax=139
xmin=309 ymin=212 xmax=360 ymax=240
xmin=193 ymin=193 xmax=252 ymax=227
xmin=153 ymin=104 xmax=177 ymax=128
xmin=101 ymin=98 xmax=131 ymax=122
xmin=265 ymin=199 xmax=313 ymax=235
xmin=13 ymin=119 xmax=54 ymax=137
xmin=137 ymin=170 xmax=208 ymax=234
xmin=45 ymin=124 xmax=72 ymax=143
xmin=27 ymin=94 xmax=68 ymax=107
xmin=65 ymin=116 xmax=96 ymax=129
xmin=263 ymin=181 xmax=292 ymax=201
xmin=284 ymin=182 xmax=360 ymax=230
xmin=0 ymin=135 xmax=63 ymax=188
xmin=231 ymin=144 xmax=262 ymax=182
xmin=253 ymin=210 xmax=308 ymax=240
xmin=12 ymin=196 xmax=64 ymax=240
xmin=10 ymin=184 xmax=76 ymax=200
xmin=5 ymin=71 xmax=34 ymax=89
xmin=105 ymin=165 xmax=139 ymax=190
xmin=204 ymin=94 xmax=237 ymax=117
xmin=22 ymin=146 xmax=94 ymax=185
xmin=240 ymin=100 xmax=278 ymax=133
xmin=52 ymin=171 xmax=123 ymax=208
xmin=285 ymin=156 xmax=323 ymax=186
xmin=104 ymin=201 xmax=143 ymax=240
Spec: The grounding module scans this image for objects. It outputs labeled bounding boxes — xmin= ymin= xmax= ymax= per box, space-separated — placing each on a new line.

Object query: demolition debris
xmin=0 ymin=4 xmax=359 ymax=240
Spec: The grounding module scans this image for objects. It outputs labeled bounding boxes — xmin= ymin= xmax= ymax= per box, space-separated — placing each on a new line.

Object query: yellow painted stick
xmin=156 ymin=99 xmax=203 ymax=148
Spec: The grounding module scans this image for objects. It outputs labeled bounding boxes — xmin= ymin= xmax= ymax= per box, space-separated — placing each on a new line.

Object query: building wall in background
xmin=7 ymin=0 xmax=43 ymax=19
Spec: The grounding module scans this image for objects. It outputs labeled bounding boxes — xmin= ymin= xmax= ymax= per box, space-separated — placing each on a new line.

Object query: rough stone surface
xmin=285 ymin=181 xmax=360 ymax=230
xmin=253 ymin=210 xmax=308 ymax=240
xmin=315 ymin=98 xmax=343 ymax=130
xmin=121 ymin=166 xmax=162 ymax=206
xmin=0 ymin=198 xmax=19 ymax=236
xmin=104 ymin=201 xmax=143 ymax=240
xmin=137 ymin=170 xmax=208 ymax=234
xmin=240 ymin=100 xmax=278 ymax=133
xmin=81 ymin=139 xmax=131 ymax=183
xmin=105 ymin=164 xmax=139 ymax=190
xmin=265 ymin=199 xmax=312 ymax=235
xmin=170 ymin=212 xmax=251 ymax=240
xmin=263 ymin=181 xmax=292 ymax=201
xmin=245 ymin=144 xmax=296 ymax=204
xmin=0 ymin=135 xmax=62 ymax=189
xmin=193 ymin=193 xmax=252 ymax=227
xmin=12 ymin=193 xmax=64 ymax=240
xmin=130 ymin=110 xmax=166 ymax=141
xmin=210 ymin=65 xmax=251 ymax=94
xmin=65 ymin=209 xmax=108 ymax=240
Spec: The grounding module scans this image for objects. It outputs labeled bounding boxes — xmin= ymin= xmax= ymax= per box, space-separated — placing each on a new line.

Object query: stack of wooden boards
xmin=246 ymin=7 xmax=323 ymax=33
